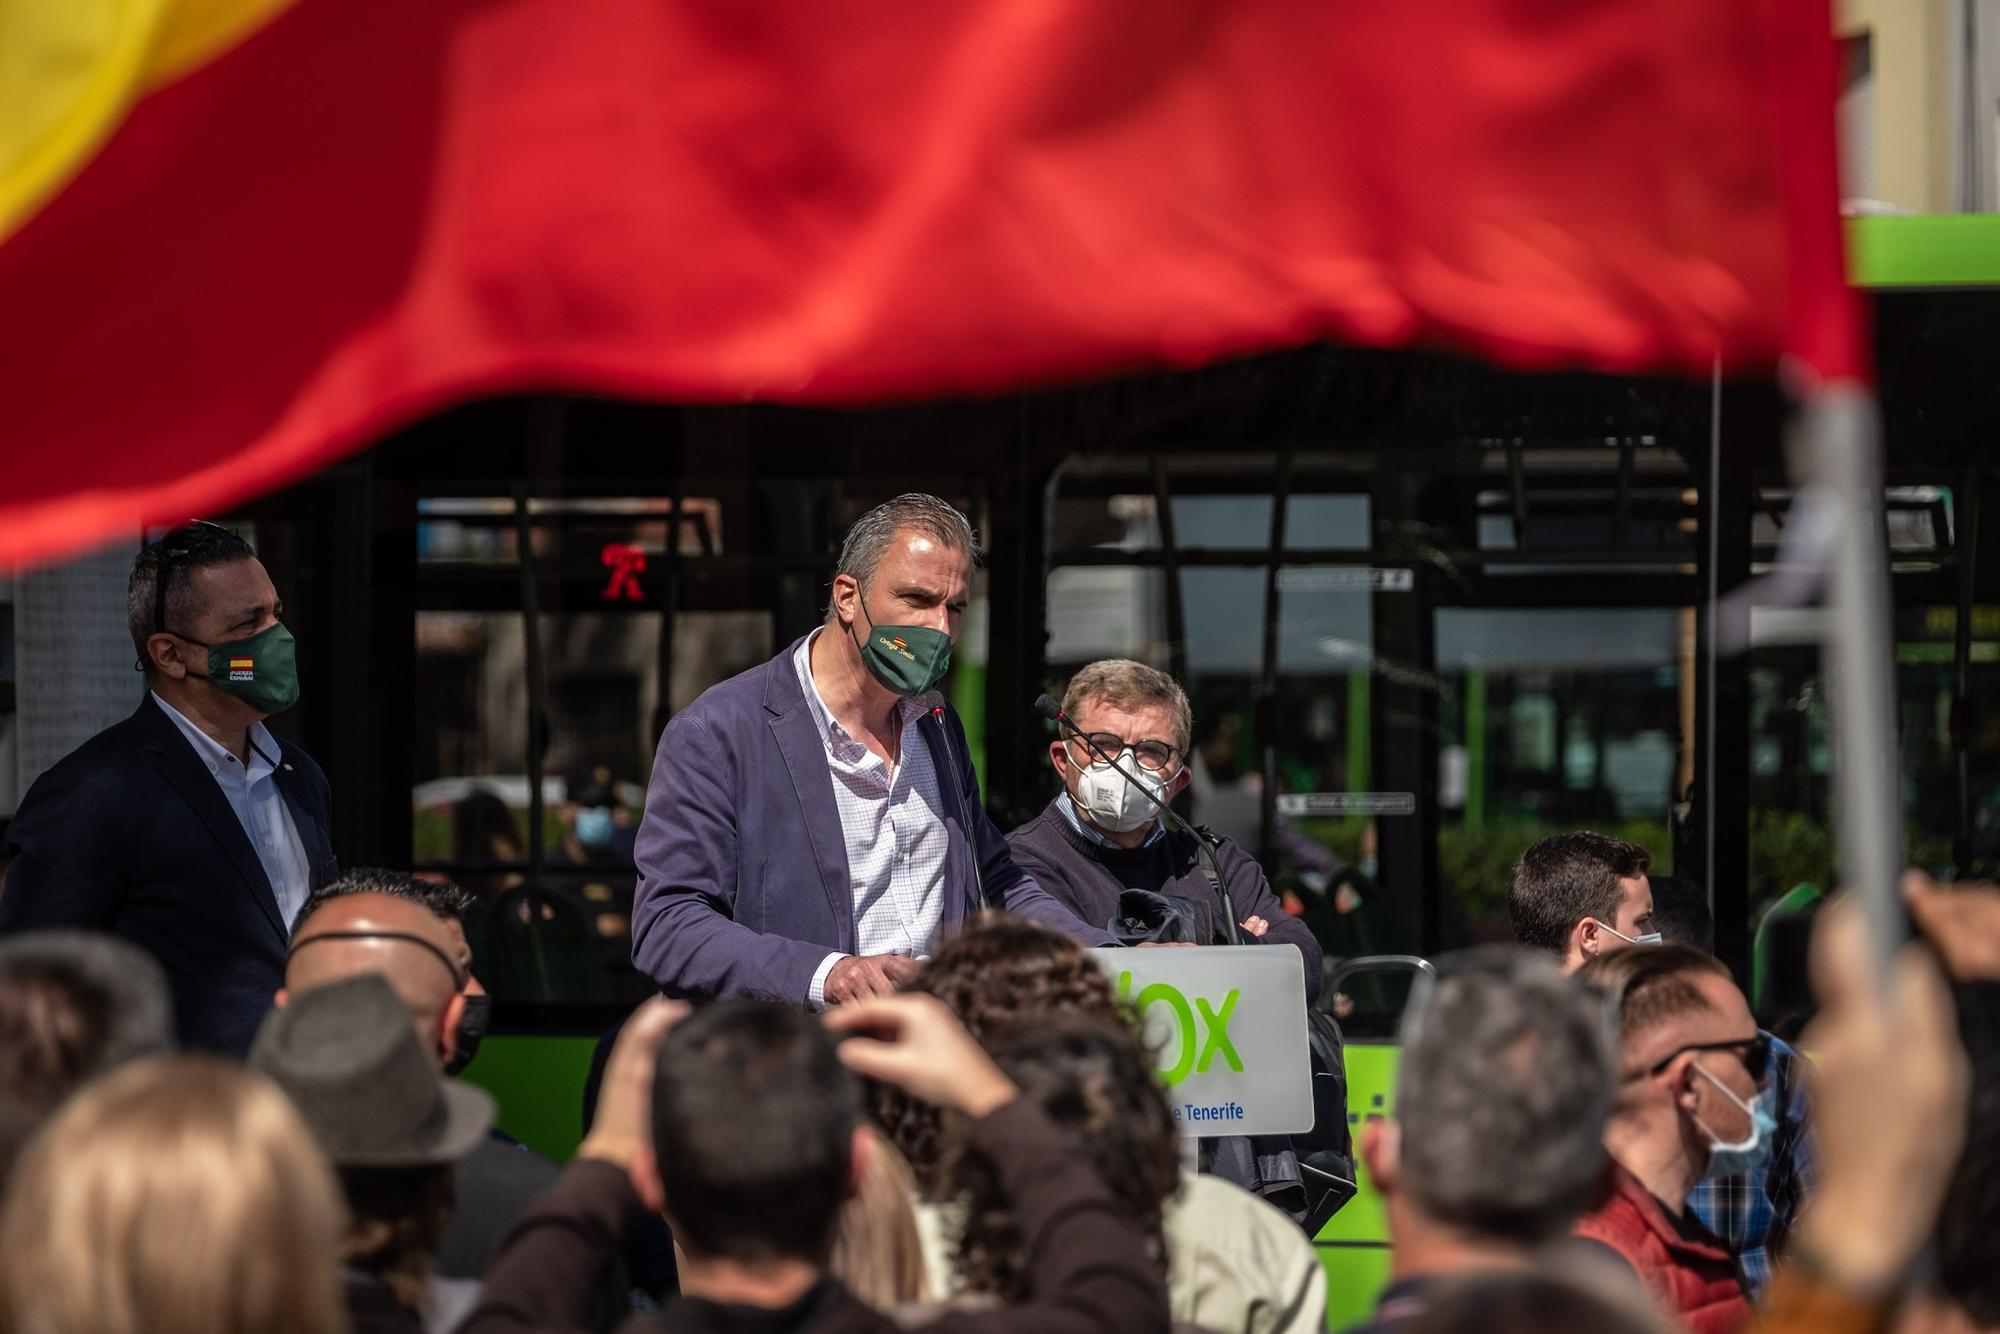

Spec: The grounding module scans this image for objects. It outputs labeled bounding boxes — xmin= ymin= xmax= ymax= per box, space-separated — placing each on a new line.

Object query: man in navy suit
xmin=0 ymin=521 xmax=336 ymax=1055
xmin=631 ymin=494 xmax=1115 ymax=1008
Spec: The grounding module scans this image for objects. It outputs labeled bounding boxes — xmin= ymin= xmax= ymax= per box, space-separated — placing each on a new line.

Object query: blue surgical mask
xmin=574 ymin=806 xmax=614 ymax=848
xmin=1693 ymin=1065 xmax=1777 ymax=1179
xmin=1593 ymin=918 xmax=1664 ymax=948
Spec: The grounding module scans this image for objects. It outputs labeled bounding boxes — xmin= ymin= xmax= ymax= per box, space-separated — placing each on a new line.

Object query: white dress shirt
xmin=792 ymin=632 xmax=951 ymax=1008
xmin=151 ymin=691 xmax=313 ymax=931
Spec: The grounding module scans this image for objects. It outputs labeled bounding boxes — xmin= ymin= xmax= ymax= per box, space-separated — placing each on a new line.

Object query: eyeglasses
xmin=1639 ymin=1032 xmax=1771 ymax=1084
xmin=1067 ymin=731 xmax=1181 ymax=773
xmin=151 ymin=520 xmax=239 ymax=635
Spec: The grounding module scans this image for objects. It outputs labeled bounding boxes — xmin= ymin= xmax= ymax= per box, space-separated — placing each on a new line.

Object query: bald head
xmin=283 ymin=893 xmax=466 ymax=1064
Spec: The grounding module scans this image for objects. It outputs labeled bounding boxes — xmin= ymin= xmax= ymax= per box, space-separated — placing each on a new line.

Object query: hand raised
xmin=1791 ymin=898 xmax=1967 ymax=1294
xmin=825 ymin=992 xmax=1016 ymax=1117
xmin=578 ymin=997 xmax=690 ymax=1169
xmin=1904 ymin=871 xmax=2000 ymax=981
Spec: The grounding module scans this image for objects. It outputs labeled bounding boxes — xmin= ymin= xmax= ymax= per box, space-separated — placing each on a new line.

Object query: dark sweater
xmin=1006 ymin=801 xmax=1323 ymax=1000
xmin=459 ymin=1099 xmax=1169 ymax=1334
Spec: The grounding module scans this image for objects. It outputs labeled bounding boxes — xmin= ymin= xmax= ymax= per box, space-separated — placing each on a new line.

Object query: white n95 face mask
xmin=1074 ymin=759 xmax=1168 ymax=833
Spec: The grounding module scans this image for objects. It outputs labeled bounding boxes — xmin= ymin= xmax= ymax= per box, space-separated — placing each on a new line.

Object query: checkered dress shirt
xmin=1686 ymin=1033 xmax=1819 ymax=1296
xmin=794 ymin=633 xmax=951 ymax=1009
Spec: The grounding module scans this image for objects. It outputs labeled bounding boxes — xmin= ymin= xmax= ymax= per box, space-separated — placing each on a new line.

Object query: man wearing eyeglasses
xmin=0 ymin=521 xmax=335 ymax=1056
xmin=1570 ymin=945 xmax=1761 ymax=1334
xmin=1006 ymin=660 xmax=1322 ymax=991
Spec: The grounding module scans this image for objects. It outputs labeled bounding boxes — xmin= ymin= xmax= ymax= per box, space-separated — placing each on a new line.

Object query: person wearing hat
xmin=250 ymin=973 xmax=495 ymax=1334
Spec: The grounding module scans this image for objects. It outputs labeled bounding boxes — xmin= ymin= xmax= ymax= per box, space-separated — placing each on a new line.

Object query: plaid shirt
xmin=792 ymin=633 xmax=950 ymax=1009
xmin=1686 ymin=1033 xmax=1818 ymax=1296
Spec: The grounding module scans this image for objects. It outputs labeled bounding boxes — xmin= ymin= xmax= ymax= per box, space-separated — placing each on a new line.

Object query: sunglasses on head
xmin=151 ymin=520 xmax=240 ymax=635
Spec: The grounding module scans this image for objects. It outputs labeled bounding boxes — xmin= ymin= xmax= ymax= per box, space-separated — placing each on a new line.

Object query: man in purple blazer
xmin=631 ymin=494 xmax=1117 ymax=1007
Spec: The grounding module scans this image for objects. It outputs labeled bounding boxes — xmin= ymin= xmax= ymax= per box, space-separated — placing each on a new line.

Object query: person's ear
xmin=1167 ymin=765 xmax=1193 ymax=800
xmin=830 ymin=573 xmax=860 ymax=628
xmin=1360 ymin=1119 xmax=1401 ymax=1197
xmin=845 ymin=1125 xmax=875 ymax=1203
xmin=1572 ymin=917 xmax=1600 ymax=960
xmin=1674 ymin=1059 xmax=1703 ymax=1115
xmin=439 ymin=992 xmax=467 ymax=1066
xmin=1050 ymin=740 xmax=1073 ymax=780
xmin=274 ymin=987 xmax=290 ymax=1008
xmin=630 ymin=1145 xmax=667 ymax=1216
xmin=146 ymin=632 xmax=193 ymax=681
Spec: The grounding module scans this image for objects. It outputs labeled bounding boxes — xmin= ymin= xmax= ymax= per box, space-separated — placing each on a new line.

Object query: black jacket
xmin=0 ymin=694 xmax=336 ymax=1054
xmin=438 ymin=1136 xmax=567 ymax=1278
xmin=1005 ymin=800 xmax=1324 ymax=999
xmin=460 ymin=1100 xmax=1170 ymax=1334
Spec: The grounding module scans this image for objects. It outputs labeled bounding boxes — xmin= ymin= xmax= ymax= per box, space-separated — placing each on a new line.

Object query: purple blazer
xmin=630 ymin=637 xmax=1118 ymax=1003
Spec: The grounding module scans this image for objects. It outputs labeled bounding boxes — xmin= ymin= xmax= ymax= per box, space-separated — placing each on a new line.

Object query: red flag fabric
xmin=0 ymin=0 xmax=1861 ymax=568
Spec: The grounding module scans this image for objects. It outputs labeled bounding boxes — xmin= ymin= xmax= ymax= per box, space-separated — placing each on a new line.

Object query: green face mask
xmin=183 ymin=622 xmax=301 ymax=716
xmin=849 ymin=600 xmax=952 ymax=697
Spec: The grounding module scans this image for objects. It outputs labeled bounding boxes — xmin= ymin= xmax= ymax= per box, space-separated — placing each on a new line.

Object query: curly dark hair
xmin=866 ymin=915 xmax=1126 ymax=1193
xmin=940 ymin=1021 xmax=1178 ymax=1303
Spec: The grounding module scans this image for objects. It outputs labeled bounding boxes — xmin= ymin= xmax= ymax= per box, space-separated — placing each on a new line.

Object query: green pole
xmin=1465 ymin=669 xmax=1487 ymax=831
xmin=1346 ymin=670 xmax=1371 ymax=792
xmin=952 ymin=662 xmax=987 ymax=788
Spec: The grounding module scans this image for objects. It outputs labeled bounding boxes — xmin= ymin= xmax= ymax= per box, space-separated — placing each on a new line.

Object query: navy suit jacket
xmin=0 ymin=696 xmax=336 ymax=1055
xmin=630 ymin=637 xmax=1117 ymax=1004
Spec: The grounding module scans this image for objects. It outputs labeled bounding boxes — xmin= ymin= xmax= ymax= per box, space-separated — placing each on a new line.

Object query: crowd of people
xmin=0 ymin=499 xmax=1994 ymax=1333
xmin=0 ymin=860 xmax=1992 ymax=1334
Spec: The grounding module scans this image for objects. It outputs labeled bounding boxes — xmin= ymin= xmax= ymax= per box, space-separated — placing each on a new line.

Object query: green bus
xmin=120 ymin=214 xmax=2000 ymax=1328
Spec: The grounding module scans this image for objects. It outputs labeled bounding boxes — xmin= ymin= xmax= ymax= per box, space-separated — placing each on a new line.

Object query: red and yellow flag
xmin=0 ymin=0 xmax=1861 ymax=568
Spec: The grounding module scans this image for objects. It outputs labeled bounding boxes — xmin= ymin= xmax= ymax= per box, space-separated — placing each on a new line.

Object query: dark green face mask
xmin=184 ymin=622 xmax=301 ymax=716
xmin=849 ymin=600 xmax=951 ymax=697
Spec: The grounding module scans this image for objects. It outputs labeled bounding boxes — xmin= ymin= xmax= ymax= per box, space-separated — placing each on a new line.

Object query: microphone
xmin=922 ymin=691 xmax=988 ymax=913
xmin=1033 ymin=694 xmax=1243 ymax=944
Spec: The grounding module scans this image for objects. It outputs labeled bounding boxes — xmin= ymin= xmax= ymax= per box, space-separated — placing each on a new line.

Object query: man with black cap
xmin=0 ymin=520 xmax=336 ymax=1055
xmin=252 ymin=973 xmax=496 ymax=1334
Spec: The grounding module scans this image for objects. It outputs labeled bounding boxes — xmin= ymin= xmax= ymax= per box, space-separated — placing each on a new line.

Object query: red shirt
xmin=1574 ymin=1165 xmax=1752 ymax=1334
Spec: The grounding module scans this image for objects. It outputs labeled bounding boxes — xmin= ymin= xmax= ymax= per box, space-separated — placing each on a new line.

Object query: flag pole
xmin=1797 ymin=384 xmax=1905 ymax=982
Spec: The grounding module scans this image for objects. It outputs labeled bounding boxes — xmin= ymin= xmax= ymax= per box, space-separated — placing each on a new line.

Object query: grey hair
xmin=1061 ymin=659 xmax=1194 ymax=755
xmin=1394 ymin=946 xmax=1617 ymax=1244
xmin=832 ymin=495 xmax=979 ymax=605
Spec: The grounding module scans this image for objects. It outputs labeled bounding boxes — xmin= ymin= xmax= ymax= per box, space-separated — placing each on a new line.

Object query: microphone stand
xmin=1036 ymin=695 xmax=1243 ymax=945
xmin=923 ymin=692 xmax=989 ymax=913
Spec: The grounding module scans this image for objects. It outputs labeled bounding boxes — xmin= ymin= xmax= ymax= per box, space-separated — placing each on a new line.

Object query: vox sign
xmin=1091 ymin=944 xmax=1315 ymax=1136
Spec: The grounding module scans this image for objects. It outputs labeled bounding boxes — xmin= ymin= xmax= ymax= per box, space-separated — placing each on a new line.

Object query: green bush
xmin=1439 ymin=820 xmax=1672 ymax=926
xmin=1746 ymin=810 xmax=1833 ymax=922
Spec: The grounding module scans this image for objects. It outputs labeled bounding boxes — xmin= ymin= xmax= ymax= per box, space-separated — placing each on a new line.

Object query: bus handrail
xmin=1321 ymin=954 xmax=1436 ymax=1018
